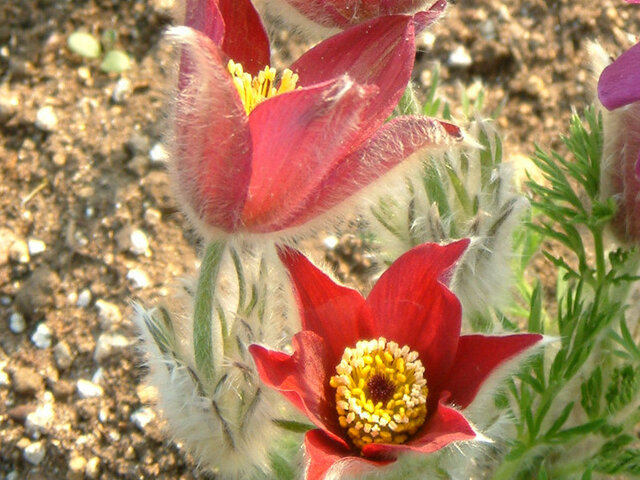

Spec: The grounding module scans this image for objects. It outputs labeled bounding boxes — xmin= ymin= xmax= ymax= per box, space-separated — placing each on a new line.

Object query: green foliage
xmin=67 ymin=29 xmax=131 ymax=73
xmin=100 ymin=49 xmax=131 ymax=73
xmin=492 ymin=107 xmax=640 ymax=480
xmin=67 ymin=31 xmax=102 ymax=59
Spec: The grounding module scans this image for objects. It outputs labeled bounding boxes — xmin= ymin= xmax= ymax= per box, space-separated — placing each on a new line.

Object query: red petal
xmin=171 ymin=27 xmax=252 ymax=233
xmin=281 ymin=116 xmax=462 ymax=229
xmin=279 ymin=0 xmax=437 ymax=29
xmin=598 ymin=41 xmax=640 ymax=110
xmin=217 ymin=0 xmax=270 ymax=76
xmin=362 ymin=399 xmax=476 ymax=457
xmin=184 ymin=0 xmax=225 ymax=44
xmin=305 ymin=429 xmax=394 ymax=480
xmin=249 ymin=331 xmax=346 ymax=440
xmin=241 ymin=77 xmax=377 ymax=232
xmin=413 ymin=0 xmax=448 ymax=33
xmin=277 ymin=247 xmax=373 ymax=367
xmin=365 ymin=240 xmax=469 ymax=403
xmin=291 ymin=15 xmax=416 ymax=141
xmin=446 ymin=333 xmax=544 ymax=408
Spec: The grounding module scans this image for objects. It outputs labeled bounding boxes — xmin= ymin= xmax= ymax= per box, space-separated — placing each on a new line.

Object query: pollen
xmin=329 ymin=337 xmax=429 ymax=450
xmin=227 ymin=59 xmax=299 ymax=115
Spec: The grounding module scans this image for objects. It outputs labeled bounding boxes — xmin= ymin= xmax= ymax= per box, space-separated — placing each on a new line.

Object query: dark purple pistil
xmin=367 ymin=374 xmax=395 ymax=404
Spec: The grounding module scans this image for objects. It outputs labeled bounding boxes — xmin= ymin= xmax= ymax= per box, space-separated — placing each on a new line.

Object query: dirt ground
xmin=0 ymin=0 xmax=638 ymax=478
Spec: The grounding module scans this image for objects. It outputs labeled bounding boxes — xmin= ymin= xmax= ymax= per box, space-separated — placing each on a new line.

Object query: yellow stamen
xmin=227 ymin=59 xmax=299 ymax=115
xmin=330 ymin=337 xmax=429 ymax=450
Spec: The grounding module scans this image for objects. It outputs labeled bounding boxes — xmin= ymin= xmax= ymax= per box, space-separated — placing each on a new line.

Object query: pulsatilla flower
xmin=265 ymin=0 xmax=447 ymax=33
xmin=170 ymin=0 xmax=461 ymax=237
xmin=597 ymin=41 xmax=640 ymax=242
xmin=249 ymin=239 xmax=543 ymax=479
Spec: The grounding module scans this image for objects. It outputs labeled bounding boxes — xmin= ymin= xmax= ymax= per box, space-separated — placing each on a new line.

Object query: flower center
xmin=329 ymin=337 xmax=429 ymax=450
xmin=227 ymin=60 xmax=299 ymax=115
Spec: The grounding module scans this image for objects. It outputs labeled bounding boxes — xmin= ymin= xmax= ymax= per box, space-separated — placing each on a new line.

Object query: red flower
xmin=249 ymin=239 xmax=543 ymax=479
xmin=170 ymin=0 xmax=461 ymax=236
xmin=269 ymin=0 xmax=447 ymax=31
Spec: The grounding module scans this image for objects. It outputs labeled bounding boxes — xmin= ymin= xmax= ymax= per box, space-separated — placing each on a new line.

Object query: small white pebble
xmin=23 ymin=441 xmax=46 ymax=465
xmin=126 ymin=268 xmax=150 ymax=289
xmin=149 ymin=142 xmax=169 ymax=164
xmin=129 ymin=229 xmax=149 ymax=256
xmin=448 ymin=45 xmax=472 ymax=68
xmin=9 ymin=239 xmax=30 ymax=264
xmin=26 ymin=402 xmax=55 ymax=434
xmin=77 ymin=66 xmax=91 ymax=81
xmin=0 ymin=369 xmax=10 ymax=387
xmin=27 ymin=238 xmax=46 ymax=255
xmin=31 ymin=323 xmax=52 ymax=349
xmin=9 ymin=312 xmax=26 ymax=334
xmin=77 ymin=379 xmax=104 ymax=398
xmin=143 ymin=208 xmax=162 ymax=225
xmin=76 ymin=289 xmax=92 ymax=308
xmin=94 ymin=333 xmax=132 ymax=362
xmin=95 ymin=299 xmax=122 ymax=330
xmin=323 ymin=235 xmax=339 ymax=250
xmin=112 ymin=77 xmax=132 ymax=104
xmin=91 ymin=368 xmax=105 ymax=387
xmin=53 ymin=341 xmax=74 ymax=370
xmin=418 ymin=31 xmax=435 ymax=49
xmin=130 ymin=407 xmax=156 ymax=430
xmin=35 ymin=106 xmax=58 ymax=131
xmin=85 ymin=457 xmax=101 ymax=479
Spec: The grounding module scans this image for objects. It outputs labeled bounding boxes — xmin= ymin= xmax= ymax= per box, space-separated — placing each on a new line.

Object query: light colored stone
xmin=27 ymin=238 xmax=46 ymax=255
xmin=0 ymin=228 xmax=18 ymax=264
xmin=31 ymin=323 xmax=53 ymax=349
xmin=126 ymin=268 xmax=150 ymax=289
xmin=9 ymin=312 xmax=26 ymax=334
xmin=149 ymin=142 xmax=169 ymax=164
xmin=94 ymin=332 xmax=133 ymax=362
xmin=23 ymin=440 xmax=46 ymax=465
xmin=0 ymin=366 xmax=10 ymax=388
xmin=136 ymin=384 xmax=158 ymax=404
xmin=35 ymin=105 xmax=58 ymax=131
xmin=76 ymin=289 xmax=92 ymax=308
xmin=85 ymin=456 xmax=101 ymax=479
xmin=9 ymin=239 xmax=30 ymax=263
xmin=130 ymin=407 xmax=156 ymax=430
xmin=95 ymin=299 xmax=122 ymax=330
xmin=129 ymin=229 xmax=150 ymax=256
xmin=26 ymin=401 xmax=55 ymax=434
xmin=417 ymin=31 xmax=435 ymax=49
xmin=323 ymin=235 xmax=339 ymax=250
xmin=54 ymin=341 xmax=74 ymax=370
xmin=448 ymin=45 xmax=472 ymax=68
xmin=112 ymin=77 xmax=132 ymax=104
xmin=76 ymin=379 xmax=103 ymax=398
xmin=143 ymin=208 xmax=162 ymax=225
xmin=67 ymin=455 xmax=87 ymax=480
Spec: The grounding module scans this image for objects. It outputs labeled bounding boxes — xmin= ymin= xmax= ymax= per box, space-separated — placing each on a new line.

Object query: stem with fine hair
xmin=193 ymin=241 xmax=227 ymax=381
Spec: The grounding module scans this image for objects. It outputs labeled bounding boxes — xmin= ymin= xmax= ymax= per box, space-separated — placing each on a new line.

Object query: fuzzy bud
xmin=368 ymin=116 xmax=528 ymax=319
xmin=135 ymin=242 xmax=298 ymax=478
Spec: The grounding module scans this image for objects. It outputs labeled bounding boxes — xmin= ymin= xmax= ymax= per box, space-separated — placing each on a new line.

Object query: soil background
xmin=0 ymin=0 xmax=638 ymax=478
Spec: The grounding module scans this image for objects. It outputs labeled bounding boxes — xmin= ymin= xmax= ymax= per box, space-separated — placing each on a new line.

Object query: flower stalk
xmin=193 ymin=241 xmax=227 ymax=380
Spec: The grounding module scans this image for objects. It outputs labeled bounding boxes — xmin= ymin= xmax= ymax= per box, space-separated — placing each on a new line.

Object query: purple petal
xmin=598 ymin=42 xmax=640 ymax=110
